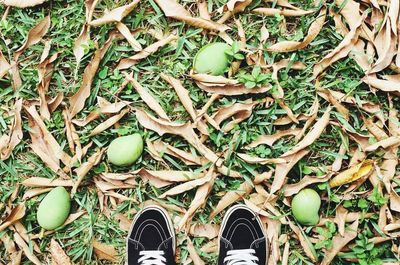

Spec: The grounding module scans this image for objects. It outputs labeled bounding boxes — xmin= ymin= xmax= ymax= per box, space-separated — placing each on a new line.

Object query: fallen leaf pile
xmin=0 ymin=0 xmax=399 ymax=264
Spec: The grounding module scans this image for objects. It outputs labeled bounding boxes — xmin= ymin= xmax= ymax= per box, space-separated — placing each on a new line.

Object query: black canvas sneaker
xmin=127 ymin=205 xmax=176 ymax=265
xmin=218 ymin=204 xmax=268 ymax=265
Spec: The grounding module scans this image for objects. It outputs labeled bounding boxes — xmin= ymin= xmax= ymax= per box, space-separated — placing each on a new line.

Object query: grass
xmin=0 ymin=0 xmax=399 ymax=264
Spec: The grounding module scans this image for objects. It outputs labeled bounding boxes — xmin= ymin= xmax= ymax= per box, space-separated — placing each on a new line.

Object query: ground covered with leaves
xmin=0 ymin=0 xmax=400 ymax=264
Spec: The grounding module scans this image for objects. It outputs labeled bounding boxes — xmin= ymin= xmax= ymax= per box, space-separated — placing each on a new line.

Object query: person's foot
xmin=218 ymin=204 xmax=268 ymax=265
xmin=127 ymin=205 xmax=176 ymax=265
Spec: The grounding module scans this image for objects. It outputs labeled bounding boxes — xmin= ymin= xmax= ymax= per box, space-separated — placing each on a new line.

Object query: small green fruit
xmin=291 ymin=188 xmax=321 ymax=226
xmin=193 ymin=42 xmax=231 ymax=76
xmin=37 ymin=187 xmax=70 ymax=230
xmin=107 ymin=133 xmax=143 ymax=166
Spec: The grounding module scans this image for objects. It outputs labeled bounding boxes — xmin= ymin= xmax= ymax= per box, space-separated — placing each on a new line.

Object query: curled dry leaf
xmin=0 ymin=50 xmax=11 ymax=79
xmin=14 ymin=232 xmax=41 ymax=265
xmin=2 ymin=0 xmax=47 ymax=7
xmin=370 ymin=22 xmax=396 ymax=73
xmin=69 ymin=32 xmax=116 ymax=118
xmin=125 ymin=74 xmax=170 ymax=121
xmin=284 ymin=174 xmax=331 ymax=197
xmin=281 ymin=107 xmax=331 ymax=157
xmin=0 ymin=203 xmax=25 ymax=233
xmin=72 ymin=148 xmax=106 ymax=196
xmin=118 ymin=34 xmax=178 ymax=69
xmin=196 ymin=81 xmax=271 ymax=96
xmin=154 ymin=0 xmax=229 ymax=32
xmin=22 ymin=187 xmax=52 ymax=200
xmin=15 ymin=16 xmax=51 ymax=60
xmin=89 ymin=0 xmax=140 ymax=26
xmin=236 ymin=153 xmax=286 ymax=165
xmin=178 ymin=168 xmax=216 ymax=230
xmin=321 ymin=219 xmax=359 ymax=265
xmin=50 ymin=239 xmax=72 ymax=265
xmin=363 ymin=75 xmax=400 ymax=94
xmin=22 ymin=177 xmax=74 ymax=187
xmin=92 ymin=239 xmax=118 ymax=262
xmin=134 ymin=168 xmax=204 ymax=188
xmin=116 ymin=22 xmax=142 ymax=51
xmin=159 ymin=170 xmax=214 ymax=198
xmin=267 ymin=7 xmax=326 ymax=52
xmin=73 ymin=24 xmax=90 ymax=67
xmin=365 ymin=136 xmax=400 ymax=152
xmin=187 ymin=237 xmax=206 ymax=265
xmin=287 ymin=221 xmax=317 ymax=262
xmin=135 ymin=109 xmax=222 ymax=167
xmin=161 ymin=73 xmax=197 ymax=121
xmin=313 ymin=14 xmax=364 ymax=77
xmin=25 ymin=103 xmax=71 ymax=178
xmin=247 ymin=128 xmax=301 ymax=148
xmin=217 ymin=0 xmax=252 ymax=24
xmin=189 ymin=223 xmax=220 ymax=239
xmin=37 ymin=52 xmax=58 ymax=120
xmin=271 ymin=149 xmax=309 ymax=194
xmin=89 ymin=108 xmax=129 ymax=136
xmin=210 ymin=181 xmax=253 ymax=219
xmin=329 ymin=160 xmax=374 ymax=188
xmin=0 ymin=98 xmax=23 ymax=160
xmin=334 ymin=205 xmax=348 ymax=237
xmin=253 ymin=7 xmax=314 ymax=17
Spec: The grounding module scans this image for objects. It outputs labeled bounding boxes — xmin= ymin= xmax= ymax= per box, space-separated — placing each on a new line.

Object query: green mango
xmin=193 ymin=42 xmax=231 ymax=76
xmin=107 ymin=133 xmax=143 ymax=166
xmin=291 ymin=188 xmax=321 ymax=226
xmin=37 ymin=187 xmax=70 ymax=230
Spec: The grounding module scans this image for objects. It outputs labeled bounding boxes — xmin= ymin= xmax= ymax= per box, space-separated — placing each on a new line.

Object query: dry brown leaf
xmin=267 ymin=7 xmax=326 ymax=52
xmin=329 ymin=160 xmax=374 ymax=188
xmin=189 ymin=224 xmax=220 ymax=239
xmin=217 ymin=0 xmax=252 ymax=23
xmin=178 ymin=168 xmax=216 ymax=230
xmin=90 ymin=0 xmax=140 ymax=26
xmin=22 ymin=187 xmax=52 ymax=200
xmin=313 ymin=15 xmax=364 ymax=77
xmin=317 ymin=89 xmax=349 ymax=120
xmin=370 ymin=22 xmax=396 ymax=73
xmin=365 ymin=136 xmax=400 ymax=152
xmin=288 ymin=221 xmax=317 ymax=262
xmin=187 ymin=237 xmax=206 ymax=265
xmin=116 ymin=22 xmax=142 ymax=51
xmin=31 ymin=211 xmax=86 ymax=239
xmin=134 ymin=168 xmax=203 ymax=188
xmin=210 ymin=181 xmax=253 ymax=219
xmin=334 ymin=0 xmax=362 ymax=30
xmin=69 ymin=32 xmax=116 ymax=118
xmin=37 ymin=52 xmax=57 ymax=120
xmin=125 ymin=75 xmax=170 ymax=121
xmin=271 ymin=149 xmax=309 ymax=194
xmin=2 ymin=0 xmax=47 ymax=8
xmin=22 ymin=177 xmax=74 ymax=188
xmin=284 ymin=174 xmax=331 ymax=196
xmin=197 ymin=0 xmax=210 ymax=20
xmin=363 ymin=75 xmax=400 ymax=94
xmin=63 ymin=109 xmax=82 ymax=159
xmin=118 ymin=34 xmax=178 ymax=69
xmin=14 ymin=232 xmax=41 ymax=265
xmin=196 ymin=81 xmax=271 ymax=96
xmin=212 ymin=100 xmax=260 ymax=132
xmin=135 ymin=109 xmax=222 ymax=167
xmin=89 ymin=108 xmax=128 ymax=136
xmin=25 ymin=103 xmax=71 ymax=178
xmin=253 ymin=7 xmax=314 ymax=17
xmin=50 ymin=239 xmax=72 ymax=265
xmin=72 ymin=148 xmax=105 ymax=196
xmin=236 ymin=153 xmax=286 ymax=165
xmin=92 ymin=239 xmax=118 ymax=262
xmin=390 ymin=191 xmax=400 ymax=213
xmin=281 ymin=107 xmax=331 ymax=157
xmin=321 ymin=219 xmax=359 ymax=265
xmin=247 ymin=128 xmax=301 ymax=148
xmin=0 ymin=50 xmax=11 ymax=79
xmin=0 ymin=98 xmax=23 ymax=160
xmin=161 ymin=73 xmax=197 ymax=121
xmin=73 ymin=24 xmax=90 ymax=67
xmin=150 ymin=140 xmax=206 ymax=166
xmin=159 ymin=170 xmax=214 ymax=198
xmin=15 ymin=16 xmax=51 ymax=59
xmin=334 ymin=205 xmax=348 ymax=237
xmin=154 ymin=0 xmax=229 ymax=32
xmin=0 ymin=203 xmax=25 ymax=233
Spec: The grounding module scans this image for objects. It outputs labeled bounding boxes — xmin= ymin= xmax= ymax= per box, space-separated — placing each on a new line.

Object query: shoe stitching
xmin=135 ymin=221 xmax=167 ymax=244
xmin=224 ymin=218 xmax=257 ymax=242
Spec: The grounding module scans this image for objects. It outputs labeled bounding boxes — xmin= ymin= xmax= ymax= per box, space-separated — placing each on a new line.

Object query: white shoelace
xmin=138 ymin=250 xmax=166 ymax=265
xmin=224 ymin=249 xmax=259 ymax=265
